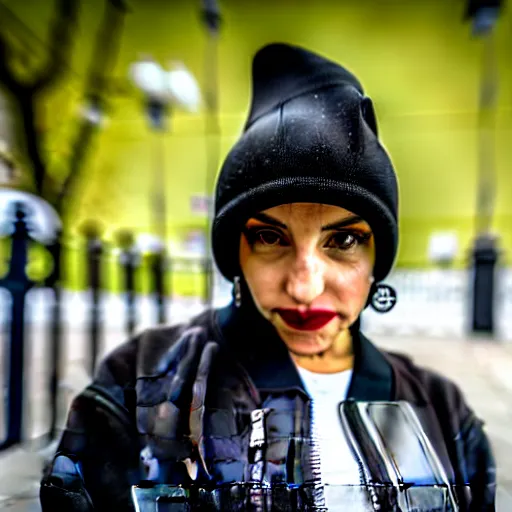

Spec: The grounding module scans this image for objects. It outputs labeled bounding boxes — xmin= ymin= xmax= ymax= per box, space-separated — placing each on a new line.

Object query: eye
xmin=257 ymin=230 xmax=282 ymax=246
xmin=325 ymin=231 xmax=371 ymax=251
xmin=244 ymin=227 xmax=286 ymax=247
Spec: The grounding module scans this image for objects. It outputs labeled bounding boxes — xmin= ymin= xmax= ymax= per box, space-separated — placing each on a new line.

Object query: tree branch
xmin=53 ymin=108 xmax=97 ymax=214
xmin=0 ymin=0 xmax=80 ymax=197
xmin=16 ymin=92 xmax=51 ymax=195
xmin=54 ymin=0 xmax=127 ymax=215
xmin=0 ymin=31 xmax=23 ymax=94
xmin=29 ymin=0 xmax=80 ymax=92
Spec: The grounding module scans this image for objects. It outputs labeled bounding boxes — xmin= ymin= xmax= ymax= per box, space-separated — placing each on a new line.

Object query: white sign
xmin=190 ymin=195 xmax=212 ymax=216
xmin=428 ymin=232 xmax=459 ymax=264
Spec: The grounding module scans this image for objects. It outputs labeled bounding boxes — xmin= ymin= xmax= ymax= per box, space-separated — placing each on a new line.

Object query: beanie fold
xmin=212 ymin=178 xmax=397 ymax=283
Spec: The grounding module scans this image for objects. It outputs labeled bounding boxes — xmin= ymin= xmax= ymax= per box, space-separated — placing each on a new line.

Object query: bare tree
xmin=0 ymin=0 xmax=128 ymax=216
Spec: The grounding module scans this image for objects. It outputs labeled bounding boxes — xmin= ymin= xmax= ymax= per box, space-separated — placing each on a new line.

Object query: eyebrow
xmin=250 ymin=212 xmax=287 ymax=229
xmin=248 ymin=212 xmax=367 ymax=231
xmin=321 ymin=215 xmax=366 ymax=231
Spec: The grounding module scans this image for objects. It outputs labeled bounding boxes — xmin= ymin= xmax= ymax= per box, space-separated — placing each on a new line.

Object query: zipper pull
xmin=247 ymin=408 xmax=272 ymax=511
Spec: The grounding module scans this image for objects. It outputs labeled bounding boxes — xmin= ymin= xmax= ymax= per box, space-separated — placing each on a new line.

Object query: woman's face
xmin=239 ymin=203 xmax=376 ymax=358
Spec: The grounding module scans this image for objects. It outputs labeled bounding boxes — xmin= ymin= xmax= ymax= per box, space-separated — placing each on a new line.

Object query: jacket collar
xmin=216 ymin=300 xmax=304 ymax=393
xmin=216 ymin=300 xmax=393 ymax=402
xmin=347 ymin=330 xmax=393 ymax=401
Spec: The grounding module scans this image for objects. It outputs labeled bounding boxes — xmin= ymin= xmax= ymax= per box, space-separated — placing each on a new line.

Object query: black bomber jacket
xmin=40 ymin=302 xmax=496 ymax=511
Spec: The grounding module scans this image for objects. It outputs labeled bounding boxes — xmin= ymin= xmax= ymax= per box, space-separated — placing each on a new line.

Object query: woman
xmin=40 ymin=43 xmax=496 ymax=511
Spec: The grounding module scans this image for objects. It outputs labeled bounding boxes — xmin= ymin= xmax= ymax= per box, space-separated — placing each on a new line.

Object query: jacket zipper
xmin=308 ymin=400 xmax=328 ymax=511
xmin=339 ymin=400 xmax=393 ymax=511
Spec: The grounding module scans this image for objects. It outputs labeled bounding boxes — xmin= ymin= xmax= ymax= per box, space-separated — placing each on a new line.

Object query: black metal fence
xmin=0 ymin=201 xmax=213 ymax=451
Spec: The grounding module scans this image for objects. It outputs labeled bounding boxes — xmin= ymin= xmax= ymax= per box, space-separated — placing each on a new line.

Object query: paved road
xmin=1 ymin=330 xmax=512 ymax=510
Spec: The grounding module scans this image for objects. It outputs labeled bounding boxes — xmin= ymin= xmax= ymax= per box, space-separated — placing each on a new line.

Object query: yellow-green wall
xmin=1 ymin=0 xmax=512 ymax=292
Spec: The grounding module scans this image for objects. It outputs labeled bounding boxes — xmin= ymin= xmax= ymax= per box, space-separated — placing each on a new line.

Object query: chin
xmin=285 ymin=339 xmax=332 ymax=357
xmin=277 ymin=329 xmax=331 ymax=354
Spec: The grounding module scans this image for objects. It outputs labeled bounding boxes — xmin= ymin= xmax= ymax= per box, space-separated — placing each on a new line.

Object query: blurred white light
xmin=129 ymin=58 xmax=168 ymax=100
xmin=136 ymin=233 xmax=165 ymax=254
xmin=166 ymin=63 xmax=202 ymax=112
xmin=428 ymin=232 xmax=459 ymax=265
xmin=81 ymin=104 xmax=104 ymax=126
xmin=0 ymin=189 xmax=61 ymax=243
xmin=183 ymin=229 xmax=207 ymax=256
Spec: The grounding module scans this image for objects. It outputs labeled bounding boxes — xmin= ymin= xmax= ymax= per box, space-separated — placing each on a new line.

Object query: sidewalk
xmin=0 ymin=444 xmax=50 ymax=511
xmin=2 ymin=333 xmax=512 ymax=510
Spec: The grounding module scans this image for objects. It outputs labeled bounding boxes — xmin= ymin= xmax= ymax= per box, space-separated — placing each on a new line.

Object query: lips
xmin=275 ymin=308 xmax=338 ymax=331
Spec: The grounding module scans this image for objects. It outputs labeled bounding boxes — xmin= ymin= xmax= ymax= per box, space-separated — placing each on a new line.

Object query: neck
xmin=220 ymin=294 xmax=358 ymax=374
xmin=290 ymin=328 xmax=354 ymax=374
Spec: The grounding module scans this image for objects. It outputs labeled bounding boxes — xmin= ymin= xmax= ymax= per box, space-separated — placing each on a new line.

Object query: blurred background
xmin=1 ymin=0 xmax=512 ymax=510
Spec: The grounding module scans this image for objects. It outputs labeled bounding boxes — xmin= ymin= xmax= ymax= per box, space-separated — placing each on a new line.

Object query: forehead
xmin=252 ymin=203 xmax=368 ymax=227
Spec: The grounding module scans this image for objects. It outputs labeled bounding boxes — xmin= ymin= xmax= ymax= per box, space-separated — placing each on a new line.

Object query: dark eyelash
xmin=327 ymin=231 xmax=372 ymax=248
xmin=352 ymin=232 xmax=372 ymax=243
xmin=242 ymin=227 xmax=372 ymax=249
xmin=242 ymin=227 xmax=285 ymax=246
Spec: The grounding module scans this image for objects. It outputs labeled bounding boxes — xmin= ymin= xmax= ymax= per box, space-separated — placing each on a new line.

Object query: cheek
xmin=330 ymin=262 xmax=373 ymax=305
xmin=240 ymin=255 xmax=284 ymax=308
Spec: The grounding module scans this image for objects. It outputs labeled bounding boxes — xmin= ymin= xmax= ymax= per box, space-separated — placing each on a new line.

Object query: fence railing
xmin=0 ymin=201 xmax=222 ymax=451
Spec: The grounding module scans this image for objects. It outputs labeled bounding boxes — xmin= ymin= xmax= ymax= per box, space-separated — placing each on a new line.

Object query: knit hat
xmin=212 ymin=43 xmax=399 ymax=283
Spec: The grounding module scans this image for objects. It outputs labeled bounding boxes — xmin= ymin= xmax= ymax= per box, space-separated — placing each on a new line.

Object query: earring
xmin=234 ymin=276 xmax=242 ymax=308
xmin=370 ymin=283 xmax=397 ymax=313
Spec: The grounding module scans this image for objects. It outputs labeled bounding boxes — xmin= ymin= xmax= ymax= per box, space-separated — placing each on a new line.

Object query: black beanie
xmin=212 ymin=43 xmax=399 ymax=283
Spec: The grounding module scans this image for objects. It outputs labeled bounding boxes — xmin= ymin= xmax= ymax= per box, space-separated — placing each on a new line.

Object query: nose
xmin=285 ymin=248 xmax=325 ymax=305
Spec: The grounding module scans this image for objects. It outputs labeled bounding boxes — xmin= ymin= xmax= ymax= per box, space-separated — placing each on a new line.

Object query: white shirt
xmin=296 ymin=366 xmax=362 ymax=490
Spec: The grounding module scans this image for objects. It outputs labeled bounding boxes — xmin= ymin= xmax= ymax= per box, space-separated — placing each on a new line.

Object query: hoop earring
xmin=234 ymin=276 xmax=242 ymax=308
xmin=370 ymin=283 xmax=397 ymax=313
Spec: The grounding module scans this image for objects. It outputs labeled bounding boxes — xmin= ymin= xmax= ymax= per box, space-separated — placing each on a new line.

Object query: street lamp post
xmin=135 ymin=233 xmax=166 ymax=326
xmin=465 ymin=1 xmax=503 ymax=336
xmin=200 ymin=0 xmax=222 ymax=307
xmin=130 ymin=56 xmax=201 ymax=317
xmin=130 ymin=56 xmax=170 ymax=242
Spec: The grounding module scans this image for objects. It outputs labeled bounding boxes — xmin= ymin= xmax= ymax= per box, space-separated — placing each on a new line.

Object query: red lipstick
xmin=275 ymin=309 xmax=337 ymax=331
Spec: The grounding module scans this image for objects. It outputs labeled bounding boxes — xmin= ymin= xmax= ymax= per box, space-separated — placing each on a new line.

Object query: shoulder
xmin=95 ymin=307 xmax=220 ymax=387
xmin=385 ymin=349 xmax=472 ymax=421
xmin=383 ymin=347 xmax=495 ymax=502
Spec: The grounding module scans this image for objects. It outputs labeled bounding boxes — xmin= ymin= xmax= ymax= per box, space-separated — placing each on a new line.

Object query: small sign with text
xmin=190 ymin=195 xmax=213 ymax=216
